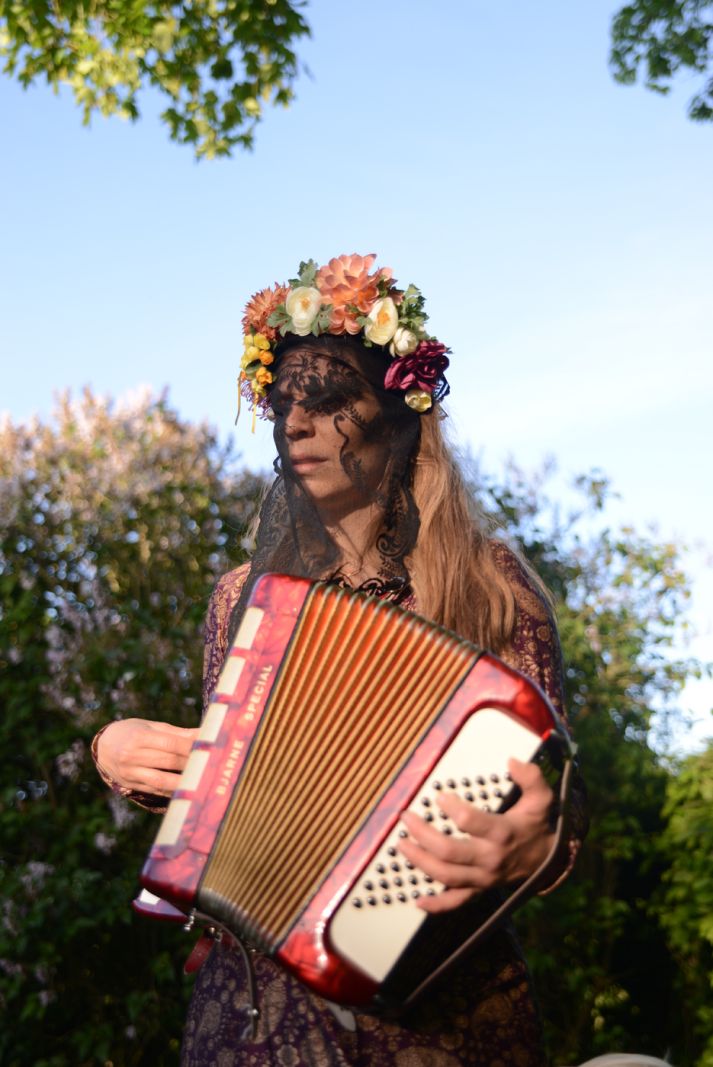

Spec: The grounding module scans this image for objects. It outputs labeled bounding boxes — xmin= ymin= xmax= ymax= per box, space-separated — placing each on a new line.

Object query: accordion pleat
xmin=199 ymin=583 xmax=478 ymax=949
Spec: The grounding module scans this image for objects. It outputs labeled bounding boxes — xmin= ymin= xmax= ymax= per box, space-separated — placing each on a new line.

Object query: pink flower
xmin=316 ymin=254 xmax=394 ymax=335
xmin=383 ymin=340 xmax=450 ymax=394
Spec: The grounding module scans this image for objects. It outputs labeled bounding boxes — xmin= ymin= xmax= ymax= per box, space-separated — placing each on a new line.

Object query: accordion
xmin=138 ymin=574 xmax=573 ymax=1011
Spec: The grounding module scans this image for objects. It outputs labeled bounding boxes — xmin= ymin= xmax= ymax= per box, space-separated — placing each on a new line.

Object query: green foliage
xmin=610 ymin=0 xmax=713 ymax=121
xmin=394 ymin=284 xmax=429 ymax=340
xmin=0 ymin=0 xmax=311 ymax=158
xmin=472 ymin=460 xmax=709 ymax=1063
xmin=289 ymin=259 xmax=319 ymax=289
xmin=656 ymin=745 xmax=713 ymax=1066
xmin=1 ymin=411 xmax=710 ymax=1064
xmin=0 ymin=389 xmax=263 ymax=1065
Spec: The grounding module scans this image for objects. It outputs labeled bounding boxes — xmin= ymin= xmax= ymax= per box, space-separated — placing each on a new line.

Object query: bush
xmin=0 ymin=390 xmax=263 ymax=1066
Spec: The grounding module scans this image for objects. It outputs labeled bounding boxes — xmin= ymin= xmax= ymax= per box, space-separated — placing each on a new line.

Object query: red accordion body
xmin=139 ymin=574 xmax=570 ymax=1010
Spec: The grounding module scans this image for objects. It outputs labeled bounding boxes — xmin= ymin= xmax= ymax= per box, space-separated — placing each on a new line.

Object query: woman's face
xmin=270 ymin=347 xmax=392 ymax=518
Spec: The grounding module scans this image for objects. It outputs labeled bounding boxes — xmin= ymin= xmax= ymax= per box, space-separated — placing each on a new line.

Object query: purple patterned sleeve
xmin=201 ymin=564 xmax=252 ymax=714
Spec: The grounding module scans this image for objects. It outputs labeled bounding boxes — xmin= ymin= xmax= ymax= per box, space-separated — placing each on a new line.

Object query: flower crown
xmin=239 ymin=253 xmax=450 ymax=419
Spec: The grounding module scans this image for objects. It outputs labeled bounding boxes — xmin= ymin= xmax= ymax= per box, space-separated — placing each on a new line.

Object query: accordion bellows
xmin=141 ymin=574 xmax=568 ymax=1009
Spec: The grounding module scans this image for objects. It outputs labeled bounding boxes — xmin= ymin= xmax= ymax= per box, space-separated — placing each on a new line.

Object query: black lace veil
xmin=227 ymin=335 xmax=422 ymax=644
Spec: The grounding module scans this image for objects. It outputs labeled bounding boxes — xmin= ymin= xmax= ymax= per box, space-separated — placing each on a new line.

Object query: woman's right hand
xmin=95 ymin=718 xmax=199 ymax=797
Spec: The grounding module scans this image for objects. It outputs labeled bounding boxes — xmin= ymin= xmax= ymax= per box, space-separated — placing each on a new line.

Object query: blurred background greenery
xmin=2 ymin=0 xmax=712 ymax=1062
xmin=1 ymin=391 xmax=710 ymax=1066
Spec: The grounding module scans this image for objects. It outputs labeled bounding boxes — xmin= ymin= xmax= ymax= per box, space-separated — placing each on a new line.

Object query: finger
xmin=145 ymin=721 xmax=199 ymax=738
xmin=507 ymin=758 xmax=553 ymax=806
xmin=123 ymin=737 xmax=196 ymax=769
xmin=143 ymin=724 xmax=200 ymax=756
xmin=400 ymin=810 xmax=477 ymax=861
xmin=400 ymin=808 xmax=511 ymax=885
xmin=435 ymin=793 xmax=514 ymax=844
xmin=415 ymin=886 xmax=479 ymax=913
xmin=398 ymin=833 xmax=497 ymax=891
xmin=114 ymin=739 xmax=192 ymax=774
xmin=503 ymin=759 xmax=555 ymax=815
xmin=133 ymin=748 xmax=191 ymax=773
xmin=126 ymin=766 xmax=186 ymax=797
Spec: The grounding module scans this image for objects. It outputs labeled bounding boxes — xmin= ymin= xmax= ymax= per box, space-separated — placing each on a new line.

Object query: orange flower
xmin=242 ymin=284 xmax=290 ymax=341
xmin=316 ymin=254 xmax=394 ymax=335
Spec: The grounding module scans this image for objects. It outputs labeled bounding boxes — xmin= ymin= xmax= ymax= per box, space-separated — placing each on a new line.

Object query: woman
xmin=94 ymin=253 xmax=587 ymax=1066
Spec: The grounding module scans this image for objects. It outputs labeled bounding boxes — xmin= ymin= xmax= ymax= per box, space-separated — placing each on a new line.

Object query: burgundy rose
xmin=383 ymin=340 xmax=450 ymax=393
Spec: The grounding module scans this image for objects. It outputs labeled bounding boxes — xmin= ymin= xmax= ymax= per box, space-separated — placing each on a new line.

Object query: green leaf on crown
xmin=289 ymin=260 xmax=319 ymax=289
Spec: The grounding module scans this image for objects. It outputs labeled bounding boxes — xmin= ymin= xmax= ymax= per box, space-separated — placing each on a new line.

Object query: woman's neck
xmin=319 ymin=500 xmax=382 ymax=585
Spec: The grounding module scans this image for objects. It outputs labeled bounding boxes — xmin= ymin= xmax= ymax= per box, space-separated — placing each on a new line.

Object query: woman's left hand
xmin=398 ymin=757 xmax=555 ymax=913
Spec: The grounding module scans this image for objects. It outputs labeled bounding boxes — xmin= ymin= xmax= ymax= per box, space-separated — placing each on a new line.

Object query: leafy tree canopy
xmin=611 ymin=0 xmax=713 ymax=121
xmin=0 ymin=0 xmax=311 ymax=157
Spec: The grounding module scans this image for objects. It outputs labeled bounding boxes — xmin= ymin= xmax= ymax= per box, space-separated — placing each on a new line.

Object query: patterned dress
xmin=180 ymin=543 xmax=586 ymax=1067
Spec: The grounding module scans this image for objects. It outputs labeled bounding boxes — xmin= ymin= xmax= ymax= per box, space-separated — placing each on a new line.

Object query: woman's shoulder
xmin=488 ymin=539 xmax=551 ymax=625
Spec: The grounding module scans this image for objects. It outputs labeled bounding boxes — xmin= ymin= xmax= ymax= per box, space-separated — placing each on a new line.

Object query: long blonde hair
xmin=248 ymin=339 xmax=549 ymax=652
xmin=409 ymin=408 xmax=549 ymax=653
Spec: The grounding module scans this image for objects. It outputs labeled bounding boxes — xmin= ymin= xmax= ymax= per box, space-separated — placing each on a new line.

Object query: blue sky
xmin=1 ymin=0 xmax=711 ymax=746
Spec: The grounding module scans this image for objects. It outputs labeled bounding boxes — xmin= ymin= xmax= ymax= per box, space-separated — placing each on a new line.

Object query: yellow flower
xmin=253 ymin=333 xmax=270 ymax=350
xmin=255 ymin=367 xmax=273 ymax=387
xmin=404 ymin=389 xmax=432 ymax=412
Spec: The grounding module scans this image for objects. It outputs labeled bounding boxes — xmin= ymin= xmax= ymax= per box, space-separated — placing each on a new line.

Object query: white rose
xmin=285 ymin=286 xmax=322 ymax=336
xmin=389 ymin=326 xmax=419 ymax=357
xmin=364 ymin=297 xmax=399 ymax=346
